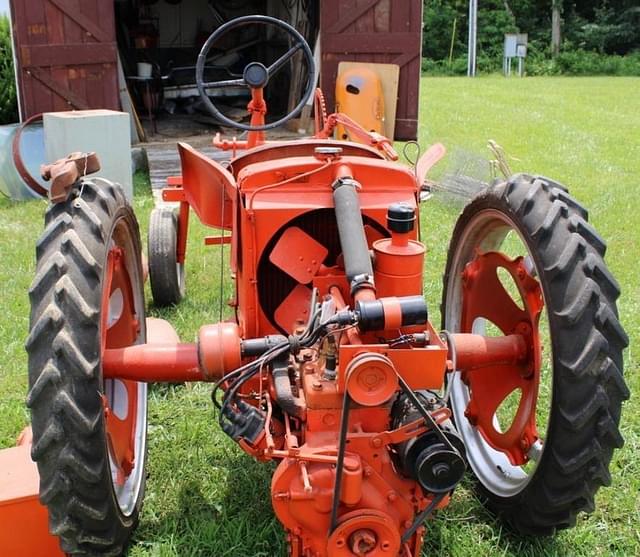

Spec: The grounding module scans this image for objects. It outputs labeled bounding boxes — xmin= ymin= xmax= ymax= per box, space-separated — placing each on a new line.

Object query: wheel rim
xmin=445 ymin=209 xmax=553 ymax=497
xmin=101 ymin=217 xmax=147 ymax=516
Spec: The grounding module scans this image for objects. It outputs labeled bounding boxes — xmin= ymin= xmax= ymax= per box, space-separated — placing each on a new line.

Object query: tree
xmin=0 ymin=15 xmax=18 ymax=124
xmin=551 ymin=0 xmax=562 ymax=56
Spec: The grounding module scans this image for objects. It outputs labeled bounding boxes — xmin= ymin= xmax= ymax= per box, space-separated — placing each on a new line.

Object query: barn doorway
xmin=115 ymin=0 xmax=319 ymax=139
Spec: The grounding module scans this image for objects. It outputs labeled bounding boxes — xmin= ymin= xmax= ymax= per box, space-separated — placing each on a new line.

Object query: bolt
xmin=364 ymin=466 xmax=373 ymax=477
xmin=432 ymin=462 xmax=450 ymax=479
xmin=464 ymin=406 xmax=478 ymax=425
xmin=349 ymin=529 xmax=377 ymax=556
xmin=312 ymin=380 xmax=322 ymax=391
xmin=371 ymin=437 xmax=383 ymax=448
xmin=387 ymin=491 xmax=397 ymax=502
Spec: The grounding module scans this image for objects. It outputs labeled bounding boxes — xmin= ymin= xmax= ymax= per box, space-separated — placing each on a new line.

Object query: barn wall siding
xmin=11 ymin=0 xmax=119 ymax=120
xmin=320 ymin=0 xmax=423 ymax=140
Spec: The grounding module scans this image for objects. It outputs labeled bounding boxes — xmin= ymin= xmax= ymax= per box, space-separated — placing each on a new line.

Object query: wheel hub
xmin=460 ymin=251 xmax=543 ymax=465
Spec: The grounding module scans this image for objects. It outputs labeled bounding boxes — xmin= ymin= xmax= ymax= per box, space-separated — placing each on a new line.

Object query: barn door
xmin=10 ymin=0 xmax=119 ymax=120
xmin=321 ymin=0 xmax=423 ymax=141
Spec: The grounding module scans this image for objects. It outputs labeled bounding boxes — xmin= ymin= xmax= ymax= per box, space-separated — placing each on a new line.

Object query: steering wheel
xmin=196 ymin=15 xmax=315 ymax=132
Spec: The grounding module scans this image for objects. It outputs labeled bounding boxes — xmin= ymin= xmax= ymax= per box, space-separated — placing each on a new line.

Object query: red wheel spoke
xmin=105 ymin=382 xmax=138 ymax=483
xmin=462 ymin=252 xmax=541 ymax=335
xmin=464 ymin=363 xmax=539 ymax=464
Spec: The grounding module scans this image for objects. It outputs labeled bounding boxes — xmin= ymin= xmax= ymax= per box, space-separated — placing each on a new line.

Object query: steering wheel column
xmin=196 ymin=15 xmax=315 ymax=152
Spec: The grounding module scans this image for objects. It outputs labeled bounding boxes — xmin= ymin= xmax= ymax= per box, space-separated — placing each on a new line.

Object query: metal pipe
xmin=272 ymin=361 xmax=305 ymax=418
xmin=332 ymin=171 xmax=375 ymax=298
xmin=450 ymin=333 xmax=527 ymax=371
xmin=103 ymin=343 xmax=204 ymax=382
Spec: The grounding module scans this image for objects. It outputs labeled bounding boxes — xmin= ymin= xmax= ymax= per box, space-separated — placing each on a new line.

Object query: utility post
xmin=467 ymin=0 xmax=478 ymax=76
xmin=551 ymin=0 xmax=562 ymax=57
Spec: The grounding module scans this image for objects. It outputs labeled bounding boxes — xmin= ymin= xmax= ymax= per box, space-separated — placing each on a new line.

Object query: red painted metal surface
xmin=269 ymin=226 xmax=329 ymax=284
xmin=101 ymin=247 xmax=141 ymax=484
xmin=321 ymin=0 xmax=423 ymax=140
xmin=373 ymin=230 xmax=425 ymax=299
xmin=0 ymin=429 xmax=65 ymax=556
xmin=177 ymin=142 xmax=236 ymax=230
xmin=10 ymin=0 xmax=119 ymax=119
xmin=176 ymin=202 xmax=190 ymax=265
xmin=459 ymin=251 xmax=543 ymax=465
xmin=453 ymin=333 xmax=527 ymax=370
xmin=104 ymin=343 xmax=203 ymax=383
xmin=416 ymin=143 xmax=447 ymax=186
xmin=274 ymin=283 xmax=313 ymax=332
xmin=233 ymin=155 xmax=417 ymax=338
xmin=212 ymin=86 xmax=267 ymax=152
xmin=316 ymin=112 xmax=398 ymax=160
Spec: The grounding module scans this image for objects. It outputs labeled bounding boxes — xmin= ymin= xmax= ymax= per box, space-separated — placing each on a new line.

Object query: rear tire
xmin=26 ymin=178 xmax=148 ymax=555
xmin=442 ymin=175 xmax=629 ymax=535
xmin=148 ymin=206 xmax=185 ymax=306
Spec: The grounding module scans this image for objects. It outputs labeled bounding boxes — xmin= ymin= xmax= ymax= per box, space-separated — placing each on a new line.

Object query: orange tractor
xmin=23 ymin=16 xmax=628 ymax=557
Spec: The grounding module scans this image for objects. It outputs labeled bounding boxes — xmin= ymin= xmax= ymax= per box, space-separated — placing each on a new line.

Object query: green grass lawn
xmin=0 ymin=76 xmax=638 ymax=556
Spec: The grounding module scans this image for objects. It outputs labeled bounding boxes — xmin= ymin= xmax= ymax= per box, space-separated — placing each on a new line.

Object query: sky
xmin=0 ymin=0 xmax=8 ymax=15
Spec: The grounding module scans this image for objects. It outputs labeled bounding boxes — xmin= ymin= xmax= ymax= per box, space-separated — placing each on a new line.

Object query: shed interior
xmin=114 ymin=0 xmax=318 ymax=138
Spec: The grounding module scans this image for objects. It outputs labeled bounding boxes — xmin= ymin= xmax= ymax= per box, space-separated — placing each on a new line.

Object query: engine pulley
xmin=412 ymin=433 xmax=466 ymax=493
xmin=392 ymin=391 xmax=466 ymax=494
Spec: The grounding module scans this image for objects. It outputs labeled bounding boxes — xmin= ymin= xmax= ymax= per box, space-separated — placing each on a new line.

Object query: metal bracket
xmin=41 ymin=152 xmax=101 ymax=204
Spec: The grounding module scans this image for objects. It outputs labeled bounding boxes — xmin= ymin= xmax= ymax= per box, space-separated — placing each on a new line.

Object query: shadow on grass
xmin=421 ymin=477 xmax=566 ymax=557
xmin=169 ymin=461 xmax=285 ymax=557
xmin=129 ymin=385 xmax=286 ymax=557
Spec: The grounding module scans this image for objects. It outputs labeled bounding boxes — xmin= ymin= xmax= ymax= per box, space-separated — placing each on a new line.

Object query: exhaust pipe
xmin=332 ymin=174 xmax=375 ymax=298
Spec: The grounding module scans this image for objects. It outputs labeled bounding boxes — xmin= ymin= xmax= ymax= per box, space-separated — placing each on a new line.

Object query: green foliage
xmin=0 ymin=15 xmax=17 ymax=125
xmin=556 ymin=49 xmax=640 ymax=75
xmin=422 ymin=0 xmax=461 ymax=61
xmin=424 ymin=49 xmax=640 ymax=76
xmin=564 ymin=5 xmax=640 ymax=55
xmin=423 ymin=0 xmax=517 ymax=63
xmin=422 ymin=0 xmax=640 ymax=76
